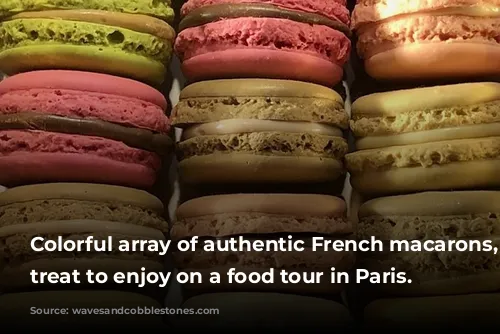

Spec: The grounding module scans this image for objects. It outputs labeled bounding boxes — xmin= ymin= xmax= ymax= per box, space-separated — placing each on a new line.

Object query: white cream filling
xmin=182 ymin=119 xmax=343 ymax=140
xmin=356 ymin=122 xmax=500 ymax=150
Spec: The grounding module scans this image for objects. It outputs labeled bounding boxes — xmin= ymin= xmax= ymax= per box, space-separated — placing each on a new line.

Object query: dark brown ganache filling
xmin=0 ymin=112 xmax=173 ymax=154
xmin=179 ymin=3 xmax=351 ymax=36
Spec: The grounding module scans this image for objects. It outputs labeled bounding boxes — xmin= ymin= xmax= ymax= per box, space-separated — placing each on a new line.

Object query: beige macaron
xmin=346 ymin=82 xmax=500 ymax=195
xmin=358 ymin=191 xmax=500 ymax=296
xmin=0 ymin=183 xmax=167 ymax=290
xmin=172 ymin=79 xmax=348 ymax=184
xmin=171 ymin=193 xmax=354 ymax=294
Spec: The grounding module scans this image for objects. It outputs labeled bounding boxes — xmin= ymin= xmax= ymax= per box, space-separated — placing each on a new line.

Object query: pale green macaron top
xmin=1 ymin=0 xmax=175 ymax=22
xmin=0 ymin=0 xmax=175 ymax=84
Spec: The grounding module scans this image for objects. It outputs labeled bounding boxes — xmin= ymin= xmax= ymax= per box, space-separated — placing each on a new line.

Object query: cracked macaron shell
xmin=358 ymin=191 xmax=500 ymax=240
xmin=0 ymin=17 xmax=172 ymax=83
xmin=0 ymin=0 xmax=175 ymax=22
xmin=358 ymin=192 xmax=500 ymax=297
xmin=173 ymin=78 xmax=347 ymax=127
xmin=351 ymin=82 xmax=500 ymax=138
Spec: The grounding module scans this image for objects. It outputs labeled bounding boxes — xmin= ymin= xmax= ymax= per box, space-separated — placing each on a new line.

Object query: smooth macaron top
xmin=350 ymin=82 xmax=500 ymax=144
xmin=358 ymin=191 xmax=500 ymax=218
xmin=0 ymin=0 xmax=175 ymax=22
xmin=176 ymin=194 xmax=346 ymax=219
xmin=0 ymin=70 xmax=168 ymax=110
xmin=0 ymin=183 xmax=164 ymax=214
xmin=173 ymin=78 xmax=347 ymax=130
xmin=352 ymin=82 xmax=500 ymax=117
xmin=180 ymin=78 xmax=343 ymax=101
xmin=352 ymin=0 xmax=500 ymax=29
xmin=181 ymin=0 xmax=349 ymax=24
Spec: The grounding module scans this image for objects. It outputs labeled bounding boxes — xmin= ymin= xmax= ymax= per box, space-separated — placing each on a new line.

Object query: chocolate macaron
xmin=173 ymin=79 xmax=348 ymax=184
xmin=346 ymin=82 xmax=500 ymax=195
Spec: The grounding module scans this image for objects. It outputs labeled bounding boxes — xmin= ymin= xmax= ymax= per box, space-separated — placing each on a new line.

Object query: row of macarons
xmin=1 ymin=68 xmax=499 ymax=197
xmin=1 ymin=181 xmax=500 ymax=328
xmin=3 ymin=0 xmax=498 ymax=88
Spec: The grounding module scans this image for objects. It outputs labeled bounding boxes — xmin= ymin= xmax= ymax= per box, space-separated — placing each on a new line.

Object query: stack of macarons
xmin=171 ymin=194 xmax=354 ymax=329
xmin=0 ymin=0 xmax=176 ymax=327
xmin=349 ymin=0 xmax=500 ymax=329
xmin=171 ymin=0 xmax=354 ymax=328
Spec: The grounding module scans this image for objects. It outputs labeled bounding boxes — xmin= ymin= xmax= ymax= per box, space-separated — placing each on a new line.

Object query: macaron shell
xmin=0 ymin=150 xmax=158 ymax=188
xmin=0 ymin=15 xmax=173 ymax=84
xmin=175 ymin=17 xmax=350 ymax=85
xmin=0 ymin=182 xmax=164 ymax=211
xmin=0 ymin=71 xmax=169 ymax=133
xmin=174 ymin=78 xmax=347 ymax=126
xmin=0 ymin=0 xmax=175 ymax=22
xmin=0 ymin=70 xmax=168 ymax=109
xmin=0 ymin=44 xmax=167 ymax=85
xmin=181 ymin=48 xmax=344 ymax=86
xmin=350 ymin=159 xmax=500 ymax=195
xmin=179 ymin=153 xmax=344 ymax=184
xmin=352 ymin=0 xmax=494 ymax=28
xmin=358 ymin=14 xmax=500 ymax=79
xmin=365 ymin=42 xmax=500 ymax=80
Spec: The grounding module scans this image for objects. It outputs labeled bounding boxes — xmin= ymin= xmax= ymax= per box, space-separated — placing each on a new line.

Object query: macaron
xmin=0 ymin=70 xmax=172 ymax=188
xmin=358 ymin=191 xmax=500 ymax=296
xmin=0 ymin=291 xmax=166 ymax=329
xmin=175 ymin=0 xmax=351 ymax=86
xmin=0 ymin=183 xmax=167 ymax=291
xmin=171 ymin=194 xmax=354 ymax=294
xmin=346 ymin=82 xmax=500 ymax=195
xmin=364 ymin=294 xmax=500 ymax=329
xmin=175 ymin=292 xmax=352 ymax=329
xmin=0 ymin=0 xmax=175 ymax=84
xmin=173 ymin=79 xmax=348 ymax=184
xmin=352 ymin=0 xmax=500 ymax=80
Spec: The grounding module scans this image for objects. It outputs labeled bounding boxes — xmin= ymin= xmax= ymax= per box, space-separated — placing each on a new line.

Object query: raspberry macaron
xmin=0 ymin=70 xmax=172 ymax=188
xmin=175 ymin=0 xmax=352 ymax=86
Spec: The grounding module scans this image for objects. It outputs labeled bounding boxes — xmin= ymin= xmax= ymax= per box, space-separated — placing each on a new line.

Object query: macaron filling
xmin=182 ymin=119 xmax=343 ymax=140
xmin=179 ymin=3 xmax=351 ymax=35
xmin=181 ymin=0 xmax=349 ymax=25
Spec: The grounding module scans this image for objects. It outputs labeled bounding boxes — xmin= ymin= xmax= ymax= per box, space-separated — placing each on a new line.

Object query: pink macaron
xmin=175 ymin=0 xmax=351 ymax=86
xmin=0 ymin=70 xmax=172 ymax=188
